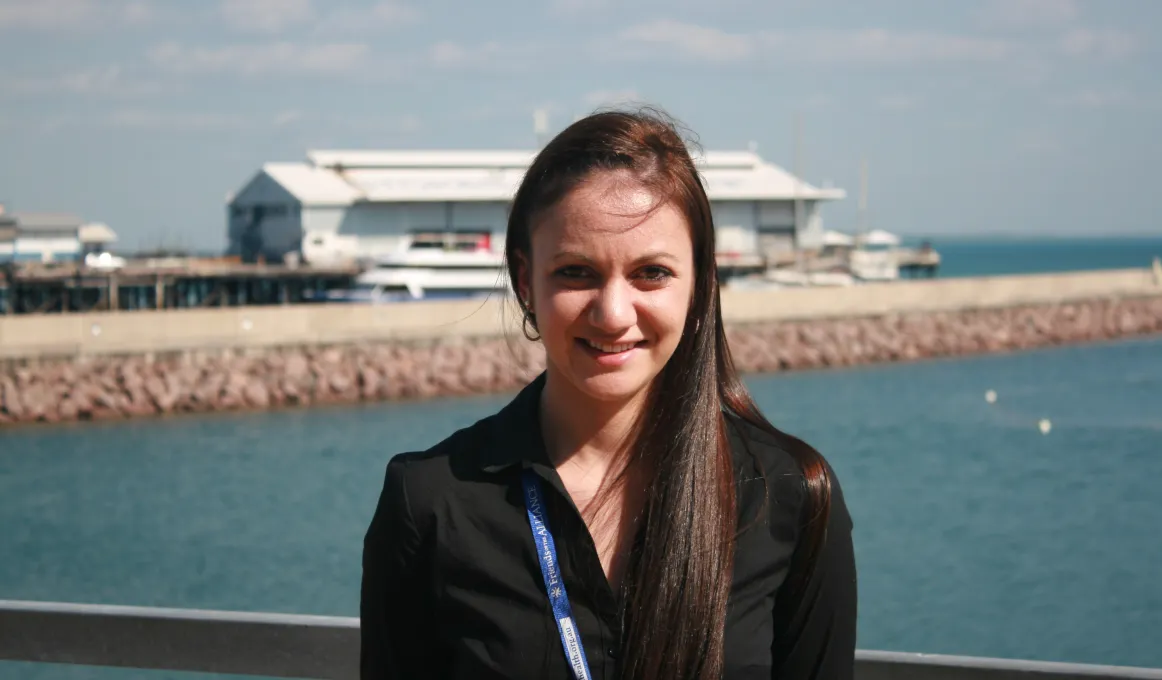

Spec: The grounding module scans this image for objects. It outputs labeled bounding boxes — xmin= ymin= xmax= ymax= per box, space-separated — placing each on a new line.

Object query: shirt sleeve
xmin=770 ymin=468 xmax=858 ymax=680
xmin=360 ymin=456 xmax=430 ymax=679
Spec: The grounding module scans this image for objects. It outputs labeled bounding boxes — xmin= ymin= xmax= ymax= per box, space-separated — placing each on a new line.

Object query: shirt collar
xmin=477 ymin=371 xmax=554 ymax=474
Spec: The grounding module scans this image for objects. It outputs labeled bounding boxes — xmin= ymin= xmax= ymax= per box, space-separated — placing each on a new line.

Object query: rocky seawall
xmin=2 ymin=295 xmax=1160 ymax=426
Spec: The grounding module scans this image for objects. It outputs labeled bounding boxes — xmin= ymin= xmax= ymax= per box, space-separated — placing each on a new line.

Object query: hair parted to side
xmin=504 ymin=106 xmax=833 ymax=680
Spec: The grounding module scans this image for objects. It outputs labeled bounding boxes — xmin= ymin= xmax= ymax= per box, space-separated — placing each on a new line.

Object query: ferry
xmin=346 ymin=248 xmax=511 ymax=302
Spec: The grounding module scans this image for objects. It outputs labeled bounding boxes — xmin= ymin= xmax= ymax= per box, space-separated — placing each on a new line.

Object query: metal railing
xmin=2 ymin=599 xmax=1161 ymax=679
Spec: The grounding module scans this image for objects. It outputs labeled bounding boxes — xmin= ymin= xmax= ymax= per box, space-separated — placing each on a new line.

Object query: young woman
xmin=361 ymin=108 xmax=857 ymax=679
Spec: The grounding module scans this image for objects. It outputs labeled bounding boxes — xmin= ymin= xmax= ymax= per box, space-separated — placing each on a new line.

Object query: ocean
xmin=1 ymin=238 xmax=1161 ymax=678
xmin=906 ymin=235 xmax=1162 ymax=278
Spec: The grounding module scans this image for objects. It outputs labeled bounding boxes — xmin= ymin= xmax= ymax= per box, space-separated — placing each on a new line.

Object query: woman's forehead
xmin=535 ymin=197 xmax=691 ymax=254
xmin=536 ymin=172 xmax=689 ymax=236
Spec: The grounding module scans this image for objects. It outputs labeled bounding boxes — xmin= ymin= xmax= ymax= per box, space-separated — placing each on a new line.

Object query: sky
xmin=0 ymin=0 xmax=1159 ymax=252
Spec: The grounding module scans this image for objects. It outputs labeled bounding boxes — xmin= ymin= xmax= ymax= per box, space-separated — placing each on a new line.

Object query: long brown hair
xmin=505 ymin=107 xmax=832 ymax=679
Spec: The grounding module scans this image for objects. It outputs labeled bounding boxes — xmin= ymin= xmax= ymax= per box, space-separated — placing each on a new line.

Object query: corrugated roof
xmin=79 ymin=222 xmax=118 ymax=244
xmin=308 ymin=150 xmax=536 ymax=170
xmin=262 ymin=163 xmax=363 ymax=205
xmin=259 ymin=150 xmax=844 ymax=206
xmin=12 ymin=212 xmax=84 ymax=231
xmin=345 ymin=168 xmax=528 ymax=203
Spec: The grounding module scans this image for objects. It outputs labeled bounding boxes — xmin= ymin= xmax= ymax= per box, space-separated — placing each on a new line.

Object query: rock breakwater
xmin=2 ymin=296 xmax=1160 ymax=426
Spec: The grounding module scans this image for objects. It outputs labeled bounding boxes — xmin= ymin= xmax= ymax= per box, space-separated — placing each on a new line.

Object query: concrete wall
xmin=1 ymin=268 xmax=1158 ymax=360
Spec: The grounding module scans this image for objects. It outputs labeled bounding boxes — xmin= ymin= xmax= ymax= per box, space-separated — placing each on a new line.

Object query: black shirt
xmin=361 ymin=375 xmax=857 ymax=679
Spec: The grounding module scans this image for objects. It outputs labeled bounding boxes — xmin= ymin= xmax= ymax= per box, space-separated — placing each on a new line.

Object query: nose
xmin=588 ymin=279 xmax=636 ymax=333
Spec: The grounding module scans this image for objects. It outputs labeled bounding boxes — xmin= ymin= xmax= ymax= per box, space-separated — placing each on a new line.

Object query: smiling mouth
xmin=580 ymin=339 xmax=645 ymax=354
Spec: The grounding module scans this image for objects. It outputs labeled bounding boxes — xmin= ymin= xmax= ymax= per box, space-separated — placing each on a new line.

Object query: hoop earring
xmin=521 ymin=310 xmax=541 ymax=342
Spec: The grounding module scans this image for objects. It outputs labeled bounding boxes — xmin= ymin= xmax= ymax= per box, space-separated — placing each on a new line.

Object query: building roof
xmin=248 ymin=149 xmax=845 ymax=207
xmin=12 ymin=212 xmax=84 ymax=231
xmin=307 ymin=150 xmax=536 ymax=170
xmin=79 ymin=222 xmax=118 ymax=244
xmin=262 ymin=162 xmax=364 ymax=205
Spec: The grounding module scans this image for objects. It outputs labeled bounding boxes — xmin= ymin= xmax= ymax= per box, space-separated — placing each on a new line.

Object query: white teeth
xmin=585 ymin=340 xmax=638 ymax=353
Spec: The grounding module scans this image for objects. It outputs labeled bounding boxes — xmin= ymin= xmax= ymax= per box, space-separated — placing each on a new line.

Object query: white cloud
xmin=216 ymin=0 xmax=419 ymax=35
xmin=549 ymin=0 xmax=614 ymax=16
xmin=338 ymin=1 xmax=418 ymax=27
xmin=977 ymin=0 xmax=1079 ymax=28
xmin=0 ymin=0 xmax=154 ymax=30
xmin=877 ymin=94 xmax=923 ymax=111
xmin=798 ymin=93 xmax=833 ymax=110
xmin=32 ymin=108 xmax=425 ymax=134
xmin=427 ymin=40 xmax=541 ymax=72
xmin=273 ymin=110 xmax=305 ymax=126
xmin=616 ymin=20 xmax=754 ymax=62
xmin=1054 ymin=89 xmax=1137 ymax=109
xmin=148 ymin=41 xmax=371 ymax=77
xmin=606 ymin=21 xmax=1012 ymax=65
xmin=3 ymin=65 xmax=169 ymax=96
xmin=262 ymin=110 xmax=424 ymax=134
xmin=1058 ymin=29 xmax=1138 ymax=59
xmin=219 ymin=0 xmax=314 ymax=34
xmin=28 ymin=109 xmax=252 ymax=132
xmin=790 ymin=29 xmax=1012 ymax=63
xmin=581 ymin=89 xmax=643 ymax=108
xmin=1018 ymin=128 xmax=1062 ymax=154
xmin=105 ymin=109 xmax=251 ymax=130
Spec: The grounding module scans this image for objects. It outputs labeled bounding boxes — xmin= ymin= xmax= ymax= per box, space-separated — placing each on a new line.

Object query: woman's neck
xmin=539 ymin=374 xmax=650 ymax=479
xmin=540 ymin=373 xmax=653 ymax=590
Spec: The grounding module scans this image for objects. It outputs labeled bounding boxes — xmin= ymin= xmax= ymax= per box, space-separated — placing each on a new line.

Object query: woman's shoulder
xmin=724 ymin=411 xmax=809 ymax=485
xmin=380 ymin=412 xmax=503 ymax=512
xmin=377 ymin=378 xmax=544 ymax=522
xmin=724 ymin=410 xmax=852 ymax=530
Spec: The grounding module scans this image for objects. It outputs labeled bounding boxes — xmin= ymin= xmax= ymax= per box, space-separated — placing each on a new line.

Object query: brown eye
xmin=554 ymin=265 xmax=590 ymax=279
xmin=639 ymin=266 xmax=673 ymax=281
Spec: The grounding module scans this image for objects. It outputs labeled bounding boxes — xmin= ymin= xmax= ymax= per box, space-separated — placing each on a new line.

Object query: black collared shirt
xmin=361 ymin=375 xmax=857 ymax=679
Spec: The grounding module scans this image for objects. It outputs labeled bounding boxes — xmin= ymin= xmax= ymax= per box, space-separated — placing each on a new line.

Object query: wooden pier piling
xmin=0 ymin=259 xmax=359 ymax=315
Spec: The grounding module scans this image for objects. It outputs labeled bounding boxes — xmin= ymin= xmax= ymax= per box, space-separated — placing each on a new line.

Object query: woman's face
xmin=521 ymin=170 xmax=696 ymax=406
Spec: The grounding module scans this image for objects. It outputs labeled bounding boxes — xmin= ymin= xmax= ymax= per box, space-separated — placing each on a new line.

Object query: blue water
xmin=2 ymin=335 xmax=1161 ymax=678
xmin=909 ymin=236 xmax=1162 ymax=278
xmin=2 ymin=237 xmax=1162 ymax=678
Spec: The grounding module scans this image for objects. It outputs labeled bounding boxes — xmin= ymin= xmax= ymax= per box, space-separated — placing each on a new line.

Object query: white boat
xmin=849 ymin=229 xmax=901 ymax=282
xmin=846 ymin=161 xmax=901 ymax=282
xmin=346 ymin=248 xmax=511 ymax=301
xmin=764 ymin=268 xmax=855 ymax=287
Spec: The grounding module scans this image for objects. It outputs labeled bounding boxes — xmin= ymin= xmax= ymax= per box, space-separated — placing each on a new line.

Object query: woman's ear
xmin=514 ymin=252 xmax=532 ymax=309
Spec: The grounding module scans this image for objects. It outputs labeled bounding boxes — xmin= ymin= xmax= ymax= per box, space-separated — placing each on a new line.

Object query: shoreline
xmin=2 ymin=294 xmax=1160 ymax=428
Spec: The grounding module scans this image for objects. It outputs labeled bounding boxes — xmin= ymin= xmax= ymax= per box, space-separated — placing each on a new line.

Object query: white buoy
xmin=1038 ymin=419 xmax=1052 ymax=435
xmin=985 ymin=390 xmax=997 ymax=404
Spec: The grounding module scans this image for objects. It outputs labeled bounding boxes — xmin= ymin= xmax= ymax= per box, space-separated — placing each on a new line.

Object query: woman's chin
xmin=572 ymin=371 xmax=655 ymax=404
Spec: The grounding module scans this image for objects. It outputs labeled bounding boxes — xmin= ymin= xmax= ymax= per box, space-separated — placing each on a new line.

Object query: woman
xmin=361 ymin=108 xmax=857 ymax=679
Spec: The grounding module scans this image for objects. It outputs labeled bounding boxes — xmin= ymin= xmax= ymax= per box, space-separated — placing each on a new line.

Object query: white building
xmin=227 ymin=149 xmax=845 ymax=267
xmin=0 ymin=207 xmax=117 ymax=264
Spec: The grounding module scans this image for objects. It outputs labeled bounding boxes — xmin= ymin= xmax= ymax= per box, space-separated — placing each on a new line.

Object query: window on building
xmin=409 ymin=230 xmax=492 ymax=252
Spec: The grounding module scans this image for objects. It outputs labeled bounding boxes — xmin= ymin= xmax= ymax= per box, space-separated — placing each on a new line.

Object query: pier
xmin=1 ymin=599 xmax=1160 ymax=679
xmin=0 ymin=259 xmax=358 ymax=315
xmin=897 ymin=245 xmax=941 ymax=278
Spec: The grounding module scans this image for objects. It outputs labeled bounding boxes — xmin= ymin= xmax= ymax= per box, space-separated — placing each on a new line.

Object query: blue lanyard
xmin=521 ymin=470 xmax=594 ymax=680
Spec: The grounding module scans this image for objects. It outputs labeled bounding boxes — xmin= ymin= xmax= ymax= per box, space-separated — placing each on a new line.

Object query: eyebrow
xmin=550 ymin=250 xmax=680 ymax=266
